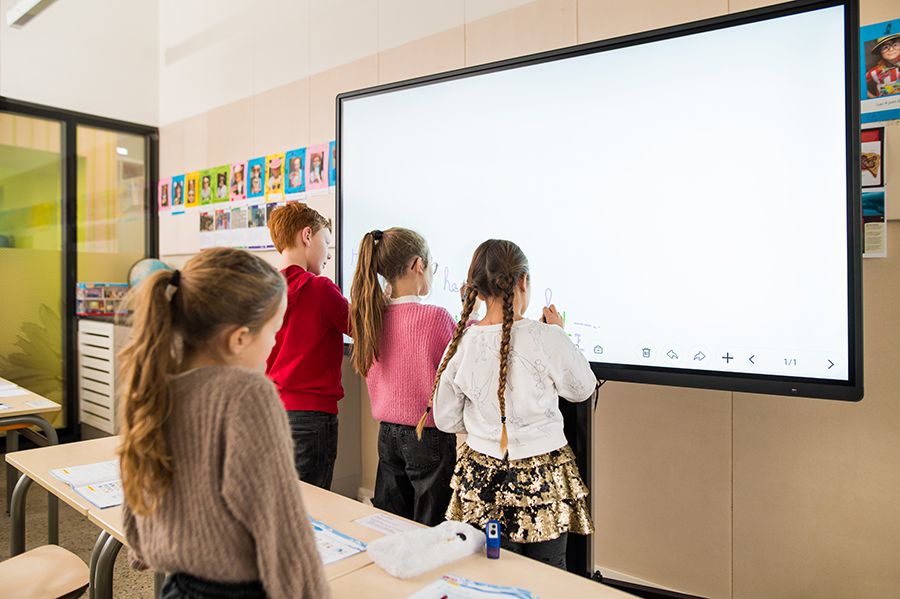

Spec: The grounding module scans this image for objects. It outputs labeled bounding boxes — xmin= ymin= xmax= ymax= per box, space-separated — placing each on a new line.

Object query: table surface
xmin=0 ymin=376 xmax=61 ymax=419
xmin=329 ymin=550 xmax=634 ymax=598
xmin=5 ymin=436 xmax=119 ymax=515
xmin=6 ymin=436 xmax=625 ymax=596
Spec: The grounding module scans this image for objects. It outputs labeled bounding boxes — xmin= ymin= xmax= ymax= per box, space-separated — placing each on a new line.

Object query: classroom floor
xmin=0 ymin=454 xmax=155 ymax=598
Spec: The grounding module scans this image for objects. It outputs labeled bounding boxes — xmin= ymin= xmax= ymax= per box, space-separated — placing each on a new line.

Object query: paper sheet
xmin=74 ymin=480 xmax=123 ymax=509
xmin=310 ymin=519 xmax=367 ymax=565
xmin=0 ymin=403 xmax=10 ymax=411
xmin=354 ymin=513 xmax=421 ymax=535
xmin=51 ymin=460 xmax=120 ymax=488
xmin=0 ymin=388 xmax=28 ymax=398
xmin=25 ymin=399 xmax=57 ymax=408
xmin=0 ymin=380 xmax=19 ymax=390
xmin=407 ymin=575 xmax=537 ymax=599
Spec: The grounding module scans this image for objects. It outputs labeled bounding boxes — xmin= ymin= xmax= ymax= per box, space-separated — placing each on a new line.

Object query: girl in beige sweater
xmin=118 ymin=248 xmax=330 ymax=598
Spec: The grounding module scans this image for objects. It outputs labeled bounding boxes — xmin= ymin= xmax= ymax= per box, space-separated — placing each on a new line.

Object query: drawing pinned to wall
xmin=861 ymin=127 xmax=885 ymax=188
xmin=211 ymin=165 xmax=230 ymax=203
xmin=249 ymin=203 xmax=266 ymax=228
xmin=861 ymin=19 xmax=900 ymax=123
xmin=248 ymin=157 xmax=265 ymax=199
xmin=199 ymin=211 xmax=214 ymax=233
xmin=158 ymin=179 xmax=170 ymax=211
xmin=199 ymin=170 xmax=214 ymax=205
xmin=185 ymin=172 xmax=200 ymax=208
xmin=199 ymin=210 xmax=215 ymax=249
xmin=266 ymin=153 xmax=285 ymax=201
xmin=329 ymin=140 xmax=336 ymax=187
xmin=215 ymin=208 xmax=230 ymax=231
xmin=171 ymin=175 xmax=186 ymax=214
xmin=231 ymin=162 xmax=247 ymax=201
xmin=862 ymin=188 xmax=886 ymax=258
xmin=307 ymin=143 xmax=328 ymax=193
xmin=285 ymin=147 xmax=306 ymax=197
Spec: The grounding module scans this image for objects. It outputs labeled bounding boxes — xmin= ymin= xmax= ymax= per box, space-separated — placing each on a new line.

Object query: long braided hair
xmin=418 ymin=240 xmax=529 ymax=455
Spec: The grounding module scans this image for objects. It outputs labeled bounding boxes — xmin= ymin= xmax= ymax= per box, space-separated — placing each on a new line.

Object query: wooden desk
xmin=298 ymin=482 xmax=425 ymax=581
xmin=329 ymin=550 xmax=634 ymax=598
xmin=1 ymin=376 xmax=61 ymax=520
xmin=6 ymin=436 xmax=124 ymax=599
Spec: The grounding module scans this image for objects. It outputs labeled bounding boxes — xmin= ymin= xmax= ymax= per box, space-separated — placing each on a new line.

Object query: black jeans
xmin=502 ymin=533 xmax=569 ymax=570
xmin=373 ymin=422 xmax=456 ymax=526
xmin=286 ymin=410 xmax=338 ymax=489
xmin=161 ymin=573 xmax=266 ymax=598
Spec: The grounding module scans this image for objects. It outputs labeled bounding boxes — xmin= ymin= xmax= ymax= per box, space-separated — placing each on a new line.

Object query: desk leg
xmin=48 ymin=494 xmax=58 ymax=545
xmin=5 ymin=429 xmax=18 ymax=515
xmin=154 ymin=571 xmax=165 ymax=598
xmin=89 ymin=531 xmax=110 ymax=599
xmin=10 ymin=473 xmax=32 ymax=556
xmin=94 ymin=534 xmax=122 ymax=599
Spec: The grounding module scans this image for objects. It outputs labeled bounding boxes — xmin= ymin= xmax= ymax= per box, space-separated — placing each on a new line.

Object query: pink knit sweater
xmin=366 ymin=299 xmax=456 ymax=427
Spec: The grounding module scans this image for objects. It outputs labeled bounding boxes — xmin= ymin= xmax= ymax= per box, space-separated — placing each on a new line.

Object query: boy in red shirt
xmin=267 ymin=203 xmax=349 ymax=488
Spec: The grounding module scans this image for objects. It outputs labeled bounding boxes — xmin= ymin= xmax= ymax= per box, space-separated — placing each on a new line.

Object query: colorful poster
xmin=285 ymin=148 xmax=306 ymax=196
xmin=861 ymin=19 xmax=900 ymax=123
xmin=185 ymin=171 xmax=200 ymax=208
xmin=328 ymin=140 xmax=336 ymax=187
xmin=199 ymin=211 xmax=214 ymax=232
xmin=171 ymin=175 xmax=186 ymax=214
xmin=861 ymin=127 xmax=885 ymax=188
xmin=862 ymin=188 xmax=886 ymax=258
xmin=231 ymin=162 xmax=247 ymax=201
xmin=158 ymin=179 xmax=170 ymax=211
xmin=215 ymin=209 xmax=230 ymax=231
xmin=307 ymin=143 xmax=328 ymax=192
xmin=231 ymin=206 xmax=249 ymax=229
xmin=249 ymin=202 xmax=266 ymax=228
xmin=247 ymin=157 xmax=266 ymax=199
xmin=266 ymin=153 xmax=285 ymax=201
xmin=212 ymin=165 xmax=230 ymax=203
xmin=199 ymin=169 xmax=214 ymax=205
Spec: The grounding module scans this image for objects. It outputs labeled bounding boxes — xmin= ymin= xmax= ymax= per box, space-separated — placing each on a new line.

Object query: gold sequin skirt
xmin=445 ymin=444 xmax=594 ymax=543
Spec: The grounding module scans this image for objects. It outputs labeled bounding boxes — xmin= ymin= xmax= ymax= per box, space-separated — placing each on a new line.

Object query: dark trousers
xmin=161 ymin=573 xmax=267 ymax=598
xmin=502 ymin=533 xmax=568 ymax=570
xmin=286 ymin=410 xmax=338 ymax=489
xmin=373 ymin=422 xmax=456 ymax=526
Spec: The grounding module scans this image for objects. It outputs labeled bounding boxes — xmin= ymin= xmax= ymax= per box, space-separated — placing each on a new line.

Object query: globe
xmin=128 ymin=258 xmax=173 ymax=288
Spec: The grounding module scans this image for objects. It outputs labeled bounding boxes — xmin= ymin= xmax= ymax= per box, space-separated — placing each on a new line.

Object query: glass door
xmin=0 ymin=112 xmax=65 ymax=425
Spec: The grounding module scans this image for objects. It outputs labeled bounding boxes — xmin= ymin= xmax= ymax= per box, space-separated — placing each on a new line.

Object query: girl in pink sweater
xmin=350 ymin=228 xmax=457 ymax=526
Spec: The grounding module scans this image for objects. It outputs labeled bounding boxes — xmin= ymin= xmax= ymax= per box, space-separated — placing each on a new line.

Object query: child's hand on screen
xmin=542 ymin=305 xmax=564 ymax=328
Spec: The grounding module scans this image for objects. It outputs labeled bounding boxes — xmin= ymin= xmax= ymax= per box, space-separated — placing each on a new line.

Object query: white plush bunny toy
xmin=367 ymin=520 xmax=486 ymax=579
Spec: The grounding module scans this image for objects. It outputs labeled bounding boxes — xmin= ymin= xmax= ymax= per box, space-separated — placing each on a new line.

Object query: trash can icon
xmin=642 ymin=348 xmax=651 ymax=358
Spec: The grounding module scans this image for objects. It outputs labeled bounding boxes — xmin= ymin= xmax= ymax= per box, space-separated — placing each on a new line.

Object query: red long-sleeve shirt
xmin=266 ymin=265 xmax=349 ymax=414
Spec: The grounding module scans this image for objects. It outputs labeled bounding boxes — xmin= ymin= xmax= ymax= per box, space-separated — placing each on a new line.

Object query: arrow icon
xmin=749 ymin=355 xmax=756 ymax=365
xmin=693 ymin=351 xmax=705 ymax=361
xmin=667 ymin=350 xmax=678 ymax=360
xmin=827 ymin=359 xmax=835 ymax=369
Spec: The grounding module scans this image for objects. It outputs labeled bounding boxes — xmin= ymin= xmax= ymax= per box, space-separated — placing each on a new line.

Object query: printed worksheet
xmin=74 ymin=480 xmax=123 ymax=509
xmin=310 ymin=519 xmax=367 ymax=565
xmin=407 ymin=575 xmax=537 ymax=599
xmin=354 ymin=513 xmax=421 ymax=535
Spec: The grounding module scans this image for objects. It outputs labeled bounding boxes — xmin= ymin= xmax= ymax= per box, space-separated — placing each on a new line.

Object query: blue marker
xmin=486 ymin=519 xmax=501 ymax=559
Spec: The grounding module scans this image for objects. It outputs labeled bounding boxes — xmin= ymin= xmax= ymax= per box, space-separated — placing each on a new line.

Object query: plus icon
xmin=722 ymin=353 xmax=734 ymax=363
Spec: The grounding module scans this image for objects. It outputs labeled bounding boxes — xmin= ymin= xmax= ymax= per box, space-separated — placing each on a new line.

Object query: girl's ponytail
xmin=350 ymin=232 xmax=386 ymax=376
xmin=118 ymin=269 xmax=180 ymax=515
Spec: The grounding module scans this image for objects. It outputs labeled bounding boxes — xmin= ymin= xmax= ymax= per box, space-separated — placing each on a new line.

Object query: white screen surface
xmin=340 ymin=6 xmax=850 ymax=382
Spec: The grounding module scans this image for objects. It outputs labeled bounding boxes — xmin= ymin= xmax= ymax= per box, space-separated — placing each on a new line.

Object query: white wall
xmin=157 ymin=0 xmax=535 ymax=126
xmin=0 ymin=0 xmax=158 ymax=125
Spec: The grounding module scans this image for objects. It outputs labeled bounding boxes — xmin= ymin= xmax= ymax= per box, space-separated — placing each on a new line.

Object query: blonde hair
xmin=417 ymin=239 xmax=529 ymax=455
xmin=268 ymin=202 xmax=331 ymax=253
xmin=117 ymin=248 xmax=285 ymax=515
xmin=350 ymin=228 xmax=429 ymax=376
